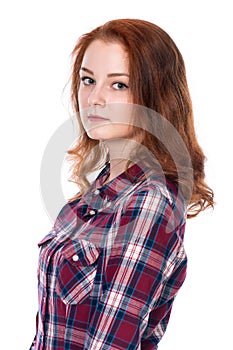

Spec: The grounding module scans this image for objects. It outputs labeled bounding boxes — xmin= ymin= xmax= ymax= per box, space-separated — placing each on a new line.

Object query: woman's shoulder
xmin=133 ymin=173 xmax=180 ymax=205
xmin=127 ymin=174 xmax=187 ymax=227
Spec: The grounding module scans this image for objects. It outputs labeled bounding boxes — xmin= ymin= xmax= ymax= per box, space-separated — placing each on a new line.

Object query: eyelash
xmin=112 ymin=82 xmax=129 ymax=90
xmin=80 ymin=76 xmax=129 ymax=90
xmin=81 ymin=76 xmax=95 ymax=85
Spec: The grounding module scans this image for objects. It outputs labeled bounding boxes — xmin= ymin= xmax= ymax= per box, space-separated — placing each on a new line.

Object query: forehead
xmin=81 ymin=39 xmax=129 ymax=73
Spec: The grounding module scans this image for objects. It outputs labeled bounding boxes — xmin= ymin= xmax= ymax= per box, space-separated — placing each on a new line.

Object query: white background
xmin=0 ymin=1 xmax=232 ymax=349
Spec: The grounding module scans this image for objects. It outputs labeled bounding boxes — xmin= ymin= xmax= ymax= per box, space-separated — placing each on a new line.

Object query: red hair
xmin=68 ymin=18 xmax=214 ymax=218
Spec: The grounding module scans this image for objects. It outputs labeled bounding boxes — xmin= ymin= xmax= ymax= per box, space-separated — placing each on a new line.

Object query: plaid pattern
xmin=30 ymin=162 xmax=187 ymax=350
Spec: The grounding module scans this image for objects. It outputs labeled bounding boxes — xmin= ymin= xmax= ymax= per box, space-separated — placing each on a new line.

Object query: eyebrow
xmin=80 ymin=67 xmax=129 ymax=78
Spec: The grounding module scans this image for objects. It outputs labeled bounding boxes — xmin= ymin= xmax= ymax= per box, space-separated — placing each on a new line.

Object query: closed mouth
xmin=87 ymin=115 xmax=110 ymax=122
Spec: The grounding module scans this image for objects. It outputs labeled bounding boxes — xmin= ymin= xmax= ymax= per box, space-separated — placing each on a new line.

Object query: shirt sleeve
xmin=29 ymin=341 xmax=36 ymax=350
xmin=85 ymin=184 xmax=187 ymax=350
xmin=29 ymin=313 xmax=38 ymax=349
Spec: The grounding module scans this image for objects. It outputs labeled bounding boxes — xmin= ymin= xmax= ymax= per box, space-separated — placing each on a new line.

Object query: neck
xmin=107 ymin=158 xmax=128 ymax=183
xmin=103 ymin=138 xmax=136 ymax=184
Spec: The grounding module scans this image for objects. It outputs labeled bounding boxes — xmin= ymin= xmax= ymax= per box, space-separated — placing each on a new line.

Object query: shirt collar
xmin=90 ymin=161 xmax=153 ymax=201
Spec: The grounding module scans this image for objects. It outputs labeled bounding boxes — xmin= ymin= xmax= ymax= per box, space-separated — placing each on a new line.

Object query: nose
xmin=88 ymin=85 xmax=106 ymax=107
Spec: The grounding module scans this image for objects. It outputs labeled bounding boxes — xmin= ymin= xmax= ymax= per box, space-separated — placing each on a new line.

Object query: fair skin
xmin=78 ymin=39 xmax=137 ymax=182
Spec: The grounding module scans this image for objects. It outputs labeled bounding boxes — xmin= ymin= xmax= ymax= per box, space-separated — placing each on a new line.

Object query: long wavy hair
xmin=67 ymin=18 xmax=214 ymax=218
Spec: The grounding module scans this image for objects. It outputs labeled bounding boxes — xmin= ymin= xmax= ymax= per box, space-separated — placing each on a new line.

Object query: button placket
xmin=72 ymin=254 xmax=79 ymax=262
xmin=84 ymin=187 xmax=114 ymax=216
xmin=89 ymin=209 xmax=97 ymax=216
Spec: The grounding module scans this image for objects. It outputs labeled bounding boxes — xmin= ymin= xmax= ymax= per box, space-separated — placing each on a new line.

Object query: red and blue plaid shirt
xmin=30 ymin=162 xmax=187 ymax=349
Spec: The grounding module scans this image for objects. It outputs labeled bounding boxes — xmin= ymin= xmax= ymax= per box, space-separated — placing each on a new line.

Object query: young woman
xmin=30 ymin=19 xmax=214 ymax=349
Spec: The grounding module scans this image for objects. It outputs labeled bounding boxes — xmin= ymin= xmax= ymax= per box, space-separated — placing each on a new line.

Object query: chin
xmin=86 ymin=125 xmax=132 ymax=141
xmin=87 ymin=128 xmax=111 ymax=140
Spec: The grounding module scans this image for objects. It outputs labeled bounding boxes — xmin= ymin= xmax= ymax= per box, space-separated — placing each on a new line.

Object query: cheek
xmin=79 ymin=112 xmax=89 ymax=134
xmin=109 ymin=103 xmax=134 ymax=123
xmin=78 ymin=88 xmax=88 ymax=108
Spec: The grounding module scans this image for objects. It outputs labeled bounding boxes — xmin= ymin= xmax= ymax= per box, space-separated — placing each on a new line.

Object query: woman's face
xmin=78 ymin=39 xmax=134 ymax=141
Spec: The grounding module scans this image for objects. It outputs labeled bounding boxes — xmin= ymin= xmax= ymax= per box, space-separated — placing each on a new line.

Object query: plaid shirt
xmin=30 ymin=162 xmax=187 ymax=350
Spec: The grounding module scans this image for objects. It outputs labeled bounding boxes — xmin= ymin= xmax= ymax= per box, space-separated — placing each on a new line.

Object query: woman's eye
xmin=81 ymin=77 xmax=95 ymax=85
xmin=112 ymin=82 xmax=128 ymax=90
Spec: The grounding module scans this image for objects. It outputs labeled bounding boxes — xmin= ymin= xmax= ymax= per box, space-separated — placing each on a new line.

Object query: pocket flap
xmin=57 ymin=239 xmax=101 ymax=305
xmin=61 ymin=239 xmax=101 ymax=267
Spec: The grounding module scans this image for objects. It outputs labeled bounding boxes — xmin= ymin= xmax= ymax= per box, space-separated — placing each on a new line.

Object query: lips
xmin=87 ymin=114 xmax=109 ymax=122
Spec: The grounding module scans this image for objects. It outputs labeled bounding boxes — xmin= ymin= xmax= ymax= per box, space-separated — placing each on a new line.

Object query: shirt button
xmin=72 ymin=254 xmax=79 ymax=262
xmin=94 ymin=189 xmax=100 ymax=195
xmin=89 ymin=209 xmax=97 ymax=215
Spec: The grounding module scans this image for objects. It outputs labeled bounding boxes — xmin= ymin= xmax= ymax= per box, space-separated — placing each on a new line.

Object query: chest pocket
xmin=56 ymin=239 xmax=101 ymax=305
